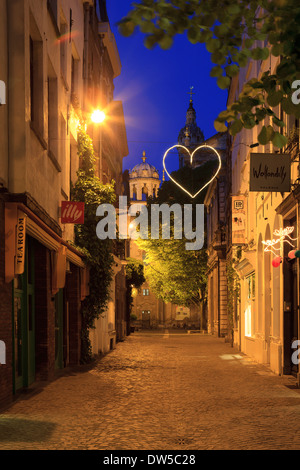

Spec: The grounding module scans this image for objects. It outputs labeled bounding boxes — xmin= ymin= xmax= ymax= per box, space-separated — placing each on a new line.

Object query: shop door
xmin=55 ymin=289 xmax=64 ymax=369
xmin=290 ymin=260 xmax=299 ymax=376
xmin=142 ymin=311 xmax=151 ymax=329
xmin=13 ymin=236 xmax=36 ymax=390
xmin=283 ymin=218 xmax=298 ymax=376
xmin=13 ymin=288 xmax=25 ymax=391
xmin=27 ymin=236 xmax=35 ymax=385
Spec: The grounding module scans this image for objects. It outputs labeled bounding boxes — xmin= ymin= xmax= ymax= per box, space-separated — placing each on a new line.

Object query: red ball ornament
xmin=288 ymin=250 xmax=297 ymax=259
xmin=295 ymin=250 xmax=300 ymax=258
xmin=272 ymin=256 xmax=282 ymax=268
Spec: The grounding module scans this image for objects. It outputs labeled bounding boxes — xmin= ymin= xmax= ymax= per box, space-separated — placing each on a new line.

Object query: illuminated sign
xmin=163 ymin=144 xmax=222 ymax=199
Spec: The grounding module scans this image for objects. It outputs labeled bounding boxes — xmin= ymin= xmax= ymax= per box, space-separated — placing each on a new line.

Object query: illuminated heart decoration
xmin=163 ymin=144 xmax=222 ymax=199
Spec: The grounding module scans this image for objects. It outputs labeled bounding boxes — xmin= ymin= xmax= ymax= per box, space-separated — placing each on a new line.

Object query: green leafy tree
xmin=72 ymin=128 xmax=116 ymax=363
xmin=119 ymin=0 xmax=300 ymax=147
xmin=135 ymin=165 xmax=209 ymax=324
xmin=138 ymin=237 xmax=207 ymax=308
xmin=125 ymin=257 xmax=146 ymax=332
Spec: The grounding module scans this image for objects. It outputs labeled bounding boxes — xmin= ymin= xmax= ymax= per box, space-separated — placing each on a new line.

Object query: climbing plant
xmin=226 ymin=258 xmax=240 ymax=345
xmin=125 ymin=257 xmax=145 ymax=333
xmin=72 ymin=127 xmax=116 ymax=363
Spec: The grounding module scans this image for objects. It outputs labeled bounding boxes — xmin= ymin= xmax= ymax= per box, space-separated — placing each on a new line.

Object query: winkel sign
xmin=250 ymin=153 xmax=291 ymax=192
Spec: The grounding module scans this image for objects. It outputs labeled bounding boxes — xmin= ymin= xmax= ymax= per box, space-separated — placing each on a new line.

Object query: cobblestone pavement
xmin=1 ymin=331 xmax=300 ymax=450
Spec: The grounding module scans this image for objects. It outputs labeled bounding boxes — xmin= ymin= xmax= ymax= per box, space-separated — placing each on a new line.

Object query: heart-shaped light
xmin=163 ymin=144 xmax=222 ymax=199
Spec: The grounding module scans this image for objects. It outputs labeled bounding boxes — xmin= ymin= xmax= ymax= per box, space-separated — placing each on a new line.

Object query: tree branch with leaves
xmin=119 ymin=0 xmax=300 ymax=148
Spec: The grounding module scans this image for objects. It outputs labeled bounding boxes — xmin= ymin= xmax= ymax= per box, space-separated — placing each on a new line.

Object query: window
xmin=47 ymin=61 xmax=58 ymax=160
xmin=71 ymin=55 xmax=79 ymax=104
xmin=132 ymin=185 xmax=137 ymax=201
xmin=245 ymin=273 xmax=255 ymax=337
xmin=60 ymin=115 xmax=68 ymax=193
xmin=30 ymin=36 xmax=44 ymax=135
xmin=143 ymin=289 xmax=149 ymax=296
xmin=142 ymin=185 xmax=148 ymax=201
xmin=48 ymin=0 xmax=58 ymax=23
xmin=60 ymin=21 xmax=68 ymax=86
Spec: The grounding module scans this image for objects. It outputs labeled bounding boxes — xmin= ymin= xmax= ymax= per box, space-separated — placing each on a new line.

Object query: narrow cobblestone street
xmin=1 ymin=331 xmax=300 ymax=450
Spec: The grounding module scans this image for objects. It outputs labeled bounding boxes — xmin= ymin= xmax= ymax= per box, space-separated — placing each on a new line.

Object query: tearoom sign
xmin=250 ymin=153 xmax=291 ymax=192
xmin=15 ymin=214 xmax=26 ymax=275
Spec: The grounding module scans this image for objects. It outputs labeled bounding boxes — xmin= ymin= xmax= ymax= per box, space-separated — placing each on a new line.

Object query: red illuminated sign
xmin=61 ymin=202 xmax=85 ymax=224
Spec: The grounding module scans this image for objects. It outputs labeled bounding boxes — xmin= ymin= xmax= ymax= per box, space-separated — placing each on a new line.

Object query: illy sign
xmin=250 ymin=153 xmax=291 ymax=192
xmin=61 ymin=202 xmax=85 ymax=224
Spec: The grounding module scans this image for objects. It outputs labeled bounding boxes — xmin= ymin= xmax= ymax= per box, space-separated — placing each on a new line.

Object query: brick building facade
xmin=0 ymin=0 xmax=128 ymax=408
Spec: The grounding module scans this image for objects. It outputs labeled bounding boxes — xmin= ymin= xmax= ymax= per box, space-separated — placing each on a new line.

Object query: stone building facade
xmin=226 ymin=37 xmax=300 ymax=378
xmin=0 ymin=0 xmax=128 ymax=408
xmin=204 ymin=133 xmax=229 ymax=338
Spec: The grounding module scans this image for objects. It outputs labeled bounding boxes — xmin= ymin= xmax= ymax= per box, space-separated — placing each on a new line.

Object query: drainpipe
xmin=0 ymin=0 xmax=8 ymax=189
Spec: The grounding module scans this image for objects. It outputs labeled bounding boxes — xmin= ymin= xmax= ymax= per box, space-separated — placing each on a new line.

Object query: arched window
xmin=142 ymin=185 xmax=148 ymax=201
xmin=132 ymin=185 xmax=137 ymax=201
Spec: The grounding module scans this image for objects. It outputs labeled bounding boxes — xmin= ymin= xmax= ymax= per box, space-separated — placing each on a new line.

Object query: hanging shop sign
xmin=15 ymin=214 xmax=26 ymax=275
xmin=61 ymin=201 xmax=84 ymax=224
xmin=232 ymin=195 xmax=247 ymax=245
xmin=250 ymin=153 xmax=291 ymax=192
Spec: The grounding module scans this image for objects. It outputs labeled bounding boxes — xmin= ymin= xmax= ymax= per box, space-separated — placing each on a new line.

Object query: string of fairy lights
xmin=262 ymin=227 xmax=300 ymax=268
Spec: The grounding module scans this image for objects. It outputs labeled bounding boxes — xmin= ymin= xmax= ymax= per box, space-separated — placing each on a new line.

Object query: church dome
xmin=129 ymin=152 xmax=159 ymax=179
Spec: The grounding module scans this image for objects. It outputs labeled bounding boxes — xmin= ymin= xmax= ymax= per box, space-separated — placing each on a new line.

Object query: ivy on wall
xmin=125 ymin=257 xmax=145 ymax=333
xmin=72 ymin=127 xmax=116 ymax=363
xmin=226 ymin=255 xmax=240 ymax=345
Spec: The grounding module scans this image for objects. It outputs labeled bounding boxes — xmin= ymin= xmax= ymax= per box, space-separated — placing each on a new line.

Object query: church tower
xmin=178 ymin=87 xmax=205 ymax=168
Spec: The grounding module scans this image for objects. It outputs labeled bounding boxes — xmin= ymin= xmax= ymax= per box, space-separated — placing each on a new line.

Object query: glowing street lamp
xmin=91 ymin=109 xmax=105 ymax=124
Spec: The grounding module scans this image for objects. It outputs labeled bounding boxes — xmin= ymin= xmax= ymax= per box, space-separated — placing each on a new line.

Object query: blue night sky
xmin=106 ymin=1 xmax=228 ymax=177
